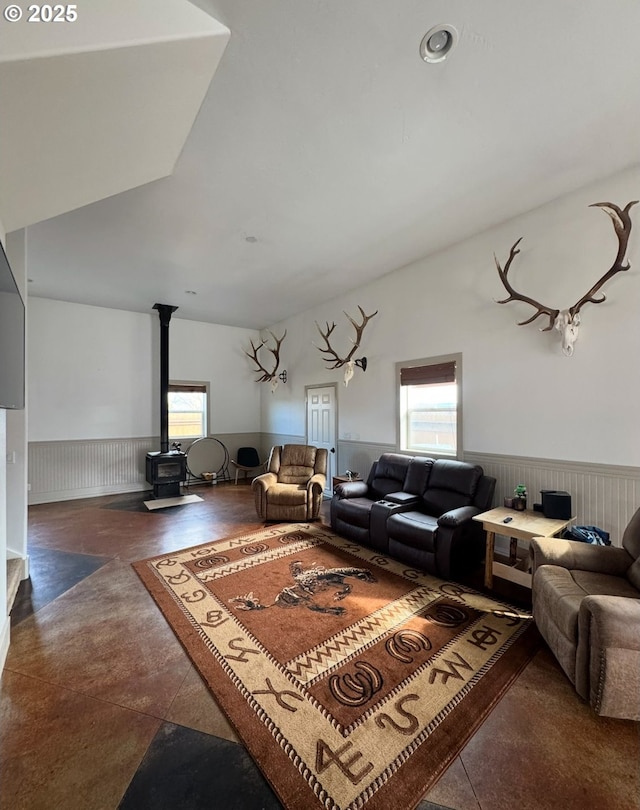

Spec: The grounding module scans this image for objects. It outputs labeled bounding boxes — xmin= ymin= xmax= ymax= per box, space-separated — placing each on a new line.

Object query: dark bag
xmin=563 ymin=525 xmax=611 ymax=546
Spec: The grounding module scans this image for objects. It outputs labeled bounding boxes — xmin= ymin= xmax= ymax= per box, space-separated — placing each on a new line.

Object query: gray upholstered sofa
xmin=331 ymin=453 xmax=495 ymax=579
xmin=531 ymin=506 xmax=640 ymax=720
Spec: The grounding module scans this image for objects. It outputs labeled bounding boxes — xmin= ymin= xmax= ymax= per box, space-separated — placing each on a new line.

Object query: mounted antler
xmin=314 ymin=306 xmax=378 ymax=385
xmin=494 ymin=238 xmax=559 ymax=331
xmin=495 ymin=200 xmax=637 ymax=355
xmin=244 ymin=330 xmax=287 ymax=392
xmin=568 ymin=201 xmax=637 ymax=319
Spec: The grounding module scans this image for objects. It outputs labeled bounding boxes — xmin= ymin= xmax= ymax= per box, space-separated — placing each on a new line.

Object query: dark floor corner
xmin=118 ymin=722 xmax=283 ymax=810
xmin=2 ymin=484 xmax=638 ymax=810
xmin=10 ymin=545 xmax=112 ymax=626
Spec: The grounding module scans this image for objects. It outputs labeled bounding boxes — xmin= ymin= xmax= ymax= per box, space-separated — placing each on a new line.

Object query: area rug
xmin=133 ymin=523 xmax=539 ymax=810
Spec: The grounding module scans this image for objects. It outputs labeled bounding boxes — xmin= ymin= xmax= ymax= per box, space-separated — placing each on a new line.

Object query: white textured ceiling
xmin=14 ymin=1 xmax=640 ymax=329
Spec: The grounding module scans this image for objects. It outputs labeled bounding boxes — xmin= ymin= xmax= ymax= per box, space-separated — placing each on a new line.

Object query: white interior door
xmin=306 ymin=385 xmax=337 ymax=496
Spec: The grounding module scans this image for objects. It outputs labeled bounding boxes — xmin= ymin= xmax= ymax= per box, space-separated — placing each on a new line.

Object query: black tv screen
xmin=0 ymin=239 xmax=25 ymax=410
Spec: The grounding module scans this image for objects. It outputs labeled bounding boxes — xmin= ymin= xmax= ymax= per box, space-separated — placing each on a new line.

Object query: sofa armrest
xmin=437 ymin=505 xmax=479 ymax=528
xmin=530 ymin=537 xmax=631 ymax=575
xmin=334 ymin=481 xmax=369 ymax=499
xmin=383 ymin=491 xmax=420 ymax=506
xmin=307 ymin=473 xmax=326 ymax=493
xmin=577 ymin=595 xmax=640 ymax=719
xmin=252 ymin=472 xmax=277 ymax=492
xmin=581 ymin=595 xmax=640 ymax=650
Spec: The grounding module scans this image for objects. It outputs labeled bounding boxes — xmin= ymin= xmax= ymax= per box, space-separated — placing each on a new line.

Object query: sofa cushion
xmin=333 ymin=497 xmax=375 ymax=529
xmin=386 ymin=511 xmax=438 ymax=552
xmin=368 ymin=453 xmax=411 ymax=498
xmin=422 ymin=459 xmax=482 ymax=516
xmin=266 ymin=483 xmax=308 ymax=505
xmin=572 ymin=570 xmax=639 ymax=599
xmin=278 ymin=445 xmax=317 ymax=484
xmin=388 ymin=539 xmax=436 ymax=575
xmin=404 ymin=457 xmax=433 ymax=495
xmin=534 ymin=566 xmax=639 ymax=642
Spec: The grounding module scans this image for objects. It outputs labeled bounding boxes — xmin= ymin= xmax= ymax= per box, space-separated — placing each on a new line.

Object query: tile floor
xmin=1 ymin=484 xmax=638 ymax=810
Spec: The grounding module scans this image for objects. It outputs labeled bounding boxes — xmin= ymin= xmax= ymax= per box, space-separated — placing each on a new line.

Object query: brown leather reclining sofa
xmin=331 ymin=453 xmax=496 ymax=579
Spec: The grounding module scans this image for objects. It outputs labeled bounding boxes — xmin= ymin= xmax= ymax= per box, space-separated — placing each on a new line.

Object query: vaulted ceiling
xmin=6 ymin=1 xmax=640 ymax=329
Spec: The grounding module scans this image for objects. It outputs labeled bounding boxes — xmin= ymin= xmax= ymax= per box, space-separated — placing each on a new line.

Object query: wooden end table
xmin=473 ymin=506 xmax=574 ymax=589
xmin=332 ymin=475 xmax=361 ymax=491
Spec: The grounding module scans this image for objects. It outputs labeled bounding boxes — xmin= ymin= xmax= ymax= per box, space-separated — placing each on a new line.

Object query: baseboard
xmin=29 ymin=483 xmax=148 ymax=506
xmin=6 ymin=549 xmax=29 ymax=580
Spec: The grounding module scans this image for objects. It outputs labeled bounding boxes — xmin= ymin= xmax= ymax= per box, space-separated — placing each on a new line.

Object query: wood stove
xmin=146 ymin=303 xmax=187 ymax=498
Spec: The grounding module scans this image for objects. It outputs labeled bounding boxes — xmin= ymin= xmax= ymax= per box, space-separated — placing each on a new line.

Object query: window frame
xmin=168 ymin=380 xmax=210 ymax=444
xmin=395 ymin=352 xmax=463 ymax=460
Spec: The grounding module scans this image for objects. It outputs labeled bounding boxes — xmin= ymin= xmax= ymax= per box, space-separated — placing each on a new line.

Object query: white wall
xmin=169 ymin=317 xmax=261 ymax=435
xmin=5 ymin=231 xmax=28 ymax=564
xmin=28 ymin=299 xmax=261 ymax=441
xmin=262 ymin=166 xmax=640 ymax=467
xmin=0 ymin=220 xmax=8 ymax=670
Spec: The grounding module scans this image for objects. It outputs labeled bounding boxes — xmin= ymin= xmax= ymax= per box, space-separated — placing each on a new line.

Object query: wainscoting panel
xmin=465 ymin=451 xmax=640 ymax=547
xmin=28 ymin=433 xmax=265 ymax=504
xmin=29 ymin=436 xmax=639 ymax=543
xmin=28 ymin=437 xmax=156 ymax=504
xmin=337 ymin=443 xmax=639 ymax=547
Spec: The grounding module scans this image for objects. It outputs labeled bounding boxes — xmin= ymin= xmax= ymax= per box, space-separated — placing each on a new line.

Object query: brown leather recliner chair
xmin=531 ymin=506 xmax=640 ymax=720
xmin=252 ymin=444 xmax=328 ymax=521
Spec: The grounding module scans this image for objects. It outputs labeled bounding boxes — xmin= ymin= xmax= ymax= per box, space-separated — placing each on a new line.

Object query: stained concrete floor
xmin=1 ymin=484 xmax=638 ymax=810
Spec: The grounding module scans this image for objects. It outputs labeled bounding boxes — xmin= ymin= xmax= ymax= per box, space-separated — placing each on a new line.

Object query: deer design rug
xmin=133 ymin=523 xmax=539 ymax=810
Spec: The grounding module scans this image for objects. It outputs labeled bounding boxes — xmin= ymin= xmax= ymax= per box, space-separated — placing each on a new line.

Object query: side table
xmin=473 ymin=506 xmax=574 ymax=589
xmin=332 ymin=475 xmax=361 ymax=491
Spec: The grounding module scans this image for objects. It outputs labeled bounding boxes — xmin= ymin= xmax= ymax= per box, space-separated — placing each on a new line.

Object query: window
xmin=168 ymin=382 xmax=208 ymax=442
xmin=397 ymin=354 xmax=461 ymax=458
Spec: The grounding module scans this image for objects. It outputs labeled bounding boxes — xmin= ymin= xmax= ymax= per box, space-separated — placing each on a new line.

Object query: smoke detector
xmin=420 ymin=25 xmax=458 ymax=63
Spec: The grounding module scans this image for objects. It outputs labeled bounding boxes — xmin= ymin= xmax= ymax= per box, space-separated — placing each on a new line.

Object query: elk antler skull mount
xmin=244 ymin=330 xmax=287 ymax=393
xmin=495 ymin=200 xmax=637 ymax=356
xmin=314 ymin=306 xmax=378 ymax=386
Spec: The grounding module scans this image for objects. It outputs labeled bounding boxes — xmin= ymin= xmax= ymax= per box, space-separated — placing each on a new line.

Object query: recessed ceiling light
xmin=185 ymin=290 xmax=197 ymax=295
xmin=420 ymin=24 xmax=458 ymax=63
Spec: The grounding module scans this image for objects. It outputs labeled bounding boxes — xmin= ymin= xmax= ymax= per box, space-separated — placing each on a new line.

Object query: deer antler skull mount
xmin=495 ymin=200 xmax=637 ymax=356
xmin=314 ymin=306 xmax=378 ymax=386
xmin=244 ymin=330 xmax=287 ymax=393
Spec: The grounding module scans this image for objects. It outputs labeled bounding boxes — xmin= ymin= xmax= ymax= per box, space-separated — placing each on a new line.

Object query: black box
xmin=541 ymin=490 xmax=572 ymax=520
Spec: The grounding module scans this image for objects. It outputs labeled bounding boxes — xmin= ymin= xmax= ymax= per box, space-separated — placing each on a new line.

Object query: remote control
xmin=503 ymin=516 xmax=513 ymax=523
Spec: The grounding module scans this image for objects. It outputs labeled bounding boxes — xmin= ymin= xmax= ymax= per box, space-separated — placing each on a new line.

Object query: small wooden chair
xmin=230 ymin=447 xmax=267 ymax=484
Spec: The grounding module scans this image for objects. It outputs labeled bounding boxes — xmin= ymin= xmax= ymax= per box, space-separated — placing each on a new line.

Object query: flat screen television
xmin=0 ymin=239 xmax=25 ymax=409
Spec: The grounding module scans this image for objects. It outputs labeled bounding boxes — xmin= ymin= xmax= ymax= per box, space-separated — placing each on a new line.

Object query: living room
xmin=24 ymin=163 xmax=640 ymax=535
xmin=1 ymin=3 xmax=639 ymax=809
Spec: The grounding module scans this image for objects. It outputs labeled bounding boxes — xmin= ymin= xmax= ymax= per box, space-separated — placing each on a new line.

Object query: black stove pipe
xmin=153 ymin=303 xmax=178 ymax=454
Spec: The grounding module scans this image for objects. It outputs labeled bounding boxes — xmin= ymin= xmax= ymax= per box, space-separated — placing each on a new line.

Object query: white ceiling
xmin=13 ymin=1 xmax=640 ymax=329
xmin=0 ymin=0 xmax=229 ymax=231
